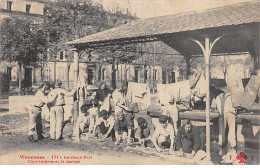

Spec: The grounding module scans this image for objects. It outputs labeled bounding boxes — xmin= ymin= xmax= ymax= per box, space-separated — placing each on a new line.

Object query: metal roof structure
xmin=67 ymin=0 xmax=260 ymax=54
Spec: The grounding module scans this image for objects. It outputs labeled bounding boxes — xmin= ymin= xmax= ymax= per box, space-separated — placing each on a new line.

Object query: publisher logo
xmin=236 ymin=152 xmax=247 ymax=164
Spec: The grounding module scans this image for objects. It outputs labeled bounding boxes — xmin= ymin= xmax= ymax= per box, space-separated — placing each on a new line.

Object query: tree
xmin=0 ymin=17 xmax=47 ymax=94
xmin=43 ymin=0 xmax=136 ymax=89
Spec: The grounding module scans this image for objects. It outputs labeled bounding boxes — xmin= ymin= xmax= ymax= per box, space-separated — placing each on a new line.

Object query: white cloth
xmin=126 ymin=82 xmax=151 ymax=107
xmin=170 ymin=80 xmax=191 ymax=102
xmin=211 ymin=93 xmax=236 ymax=114
xmin=226 ymin=64 xmax=244 ymax=107
xmin=157 ymin=84 xmax=172 ymax=105
xmin=191 ymin=73 xmax=206 ymax=98
xmin=157 ymin=80 xmax=191 ymax=105
xmin=162 ymin=102 xmax=178 ymax=123
xmin=99 ymin=95 xmax=111 ymax=112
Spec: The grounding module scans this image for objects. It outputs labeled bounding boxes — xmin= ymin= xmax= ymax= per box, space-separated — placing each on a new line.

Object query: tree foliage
xmin=0 ymin=17 xmax=47 ymax=66
xmin=44 ymin=0 xmax=136 ymax=61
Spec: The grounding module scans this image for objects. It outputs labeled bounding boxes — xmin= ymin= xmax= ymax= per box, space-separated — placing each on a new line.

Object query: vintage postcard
xmin=0 ymin=0 xmax=259 ymax=165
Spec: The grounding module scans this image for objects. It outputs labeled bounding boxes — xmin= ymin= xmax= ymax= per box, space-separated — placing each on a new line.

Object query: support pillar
xmin=256 ymin=23 xmax=260 ymax=69
xmin=192 ymin=35 xmax=223 ymax=161
xmin=71 ymin=48 xmax=79 ymax=138
xmin=185 ymin=55 xmax=191 ymax=80
xmin=54 ymin=61 xmax=56 ymax=82
xmin=204 ymin=37 xmax=211 ymax=160
xmin=73 ymin=48 xmax=79 ymax=87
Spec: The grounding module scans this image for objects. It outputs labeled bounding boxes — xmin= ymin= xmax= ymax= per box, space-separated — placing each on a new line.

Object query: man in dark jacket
xmin=94 ymin=82 xmax=112 ymax=108
xmin=175 ymin=119 xmax=201 ymax=157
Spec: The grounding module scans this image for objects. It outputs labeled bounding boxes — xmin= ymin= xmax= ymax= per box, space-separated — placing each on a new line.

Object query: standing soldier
xmin=94 ymin=81 xmax=112 ymax=109
xmin=28 ymin=82 xmax=51 ymax=142
xmin=48 ymin=80 xmax=76 ymax=140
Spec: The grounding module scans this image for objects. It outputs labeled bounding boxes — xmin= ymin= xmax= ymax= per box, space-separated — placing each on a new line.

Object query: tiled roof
xmin=67 ymin=0 xmax=260 ymax=46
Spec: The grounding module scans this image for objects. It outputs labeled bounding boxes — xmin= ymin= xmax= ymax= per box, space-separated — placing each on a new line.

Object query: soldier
xmin=134 ymin=117 xmax=153 ymax=147
xmin=175 ymin=119 xmax=201 ymax=158
xmin=28 ymin=82 xmax=51 ymax=142
xmin=94 ymin=81 xmax=112 ymax=110
xmin=151 ymin=115 xmax=175 ymax=154
xmin=93 ymin=110 xmax=115 ymax=140
xmin=48 ymin=80 xmax=76 ymax=140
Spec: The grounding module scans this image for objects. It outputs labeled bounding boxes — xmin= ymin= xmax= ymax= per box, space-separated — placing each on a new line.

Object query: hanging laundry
xmin=226 ymin=64 xmax=245 ymax=107
xmin=157 ymin=84 xmax=172 ymax=104
xmin=126 ymin=82 xmax=151 ymax=107
xmin=240 ymin=75 xmax=260 ymax=110
xmin=191 ymin=73 xmax=207 ymax=99
xmin=171 ymin=80 xmax=191 ymax=103
xmin=162 ymin=102 xmax=178 ymax=123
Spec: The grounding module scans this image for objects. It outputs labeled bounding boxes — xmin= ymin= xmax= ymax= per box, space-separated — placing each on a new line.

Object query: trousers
xmin=50 ymin=106 xmax=64 ymax=140
xmin=28 ymin=106 xmax=42 ymax=136
xmin=224 ymin=112 xmax=236 ymax=148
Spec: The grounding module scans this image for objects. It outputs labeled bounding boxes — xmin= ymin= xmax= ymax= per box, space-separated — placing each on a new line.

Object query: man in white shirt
xmin=211 ymin=90 xmax=237 ymax=150
xmin=112 ymin=82 xmax=133 ymax=144
xmin=112 ymin=82 xmax=127 ymax=117
xmin=48 ymin=80 xmax=76 ymax=140
xmin=93 ymin=110 xmax=115 ymax=140
xmin=151 ymin=115 xmax=175 ymax=153
xmin=28 ymin=82 xmax=51 ymax=142
xmin=73 ymin=103 xmax=98 ymax=141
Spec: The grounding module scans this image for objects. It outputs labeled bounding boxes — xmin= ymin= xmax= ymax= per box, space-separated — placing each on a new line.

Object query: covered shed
xmin=67 ymin=1 xmax=260 ymax=160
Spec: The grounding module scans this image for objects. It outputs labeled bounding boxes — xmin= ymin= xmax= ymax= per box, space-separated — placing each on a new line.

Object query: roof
xmin=67 ymin=0 xmax=260 ymax=48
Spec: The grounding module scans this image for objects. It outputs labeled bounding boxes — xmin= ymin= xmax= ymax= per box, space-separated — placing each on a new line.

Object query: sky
xmin=94 ymin=0 xmax=258 ymax=18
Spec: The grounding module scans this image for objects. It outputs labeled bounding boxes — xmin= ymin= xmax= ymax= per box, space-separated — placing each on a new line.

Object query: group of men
xmin=27 ymin=67 xmax=260 ymax=162
xmin=27 ymin=80 xmax=203 ymax=159
xmin=28 ymin=80 xmax=75 ymax=142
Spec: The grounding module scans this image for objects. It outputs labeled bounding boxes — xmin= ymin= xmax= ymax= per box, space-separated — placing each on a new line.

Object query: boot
xmin=29 ymin=135 xmax=37 ymax=142
xmin=38 ymin=134 xmax=45 ymax=140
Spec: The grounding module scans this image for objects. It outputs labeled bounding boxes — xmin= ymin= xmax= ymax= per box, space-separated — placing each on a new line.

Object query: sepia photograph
xmin=0 ymin=0 xmax=259 ymax=165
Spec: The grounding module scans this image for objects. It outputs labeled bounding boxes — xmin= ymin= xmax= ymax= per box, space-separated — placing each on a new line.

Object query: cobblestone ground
xmin=0 ymin=94 xmax=258 ymax=165
xmin=0 ymin=111 xmax=192 ymax=165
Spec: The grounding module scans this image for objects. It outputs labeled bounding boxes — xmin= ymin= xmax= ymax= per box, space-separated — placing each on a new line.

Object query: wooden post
xmin=72 ymin=48 xmax=79 ymax=88
xmin=54 ymin=61 xmax=56 ymax=82
xmin=71 ymin=48 xmax=79 ymax=138
xmin=204 ymin=37 xmax=211 ymax=160
xmin=256 ymin=23 xmax=260 ymax=69
xmin=192 ymin=35 xmax=223 ymax=161
xmin=185 ymin=56 xmax=191 ymax=80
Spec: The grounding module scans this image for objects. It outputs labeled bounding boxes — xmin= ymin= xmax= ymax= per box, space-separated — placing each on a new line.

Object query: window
xmin=171 ymin=72 xmax=176 ymax=83
xmin=134 ymin=69 xmax=139 ymax=83
xmin=101 ymin=69 xmax=105 ymax=80
xmin=59 ymin=51 xmax=64 ymax=60
xmin=153 ymin=70 xmax=157 ymax=80
xmin=7 ymin=1 xmax=12 ymax=10
xmin=6 ymin=67 xmax=12 ymax=81
xmin=57 ymin=51 xmax=64 ymax=60
xmin=88 ymin=68 xmax=94 ymax=85
xmin=98 ymin=68 xmax=101 ymax=81
xmin=26 ymin=4 xmax=31 ymax=13
xmin=144 ymin=70 xmax=148 ymax=83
